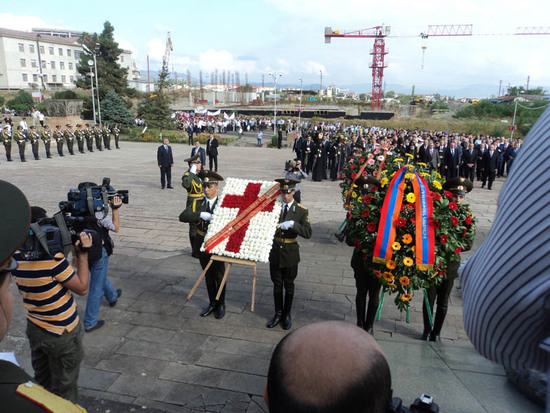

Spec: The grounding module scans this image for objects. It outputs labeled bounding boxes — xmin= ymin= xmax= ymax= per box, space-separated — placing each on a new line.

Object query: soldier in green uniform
xmin=84 ymin=124 xmax=94 ymax=152
xmin=53 ymin=125 xmax=65 ymax=157
xmin=14 ymin=125 xmax=28 ymax=162
xmin=40 ymin=125 xmax=52 ymax=158
xmin=2 ymin=125 xmax=13 ymax=162
xmin=112 ymin=123 xmax=121 ymax=149
xmin=179 ymin=170 xmax=227 ymax=319
xmin=102 ymin=124 xmax=111 ymax=150
xmin=64 ymin=124 xmax=75 ymax=155
xmin=0 ymin=180 xmax=85 ymax=412
xmin=74 ymin=124 xmax=85 ymax=154
xmin=266 ymin=178 xmax=312 ymax=330
xmin=181 ymin=154 xmax=203 ymax=259
xmin=28 ymin=126 xmax=40 ymax=160
xmin=94 ymin=124 xmax=103 ymax=151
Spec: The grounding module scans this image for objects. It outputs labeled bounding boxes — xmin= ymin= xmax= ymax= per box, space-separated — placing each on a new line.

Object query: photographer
xmin=11 ymin=206 xmax=92 ymax=404
xmin=285 ymin=159 xmax=307 ymax=204
xmin=83 ymin=195 xmax=123 ymax=333
xmin=0 ymin=181 xmax=85 ymax=411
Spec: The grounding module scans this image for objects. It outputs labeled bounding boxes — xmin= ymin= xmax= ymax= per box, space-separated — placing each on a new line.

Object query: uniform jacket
xmin=157 ymin=144 xmax=174 ymax=167
xmin=181 ymin=170 xmax=203 ymax=207
xmin=269 ymin=201 xmax=312 ymax=268
xmin=40 ymin=130 xmax=51 ymax=143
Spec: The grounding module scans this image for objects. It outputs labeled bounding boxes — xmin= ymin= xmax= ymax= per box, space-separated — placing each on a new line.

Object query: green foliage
xmin=53 ymin=90 xmax=79 ymax=99
xmin=100 ymin=89 xmax=135 ymax=126
xmin=508 ymin=85 xmax=546 ymax=96
xmin=7 ymin=90 xmax=34 ymax=112
xmin=125 ymin=88 xmax=144 ymax=99
xmin=431 ymin=101 xmax=448 ymax=110
xmin=454 ymin=101 xmax=512 ymax=119
xmin=271 ymin=135 xmax=278 ymax=147
xmin=137 ymin=62 xmax=173 ymax=129
xmin=397 ymin=95 xmax=413 ymax=105
xmin=0 ymin=95 xmax=5 ymax=106
xmin=75 ymin=21 xmax=128 ymax=98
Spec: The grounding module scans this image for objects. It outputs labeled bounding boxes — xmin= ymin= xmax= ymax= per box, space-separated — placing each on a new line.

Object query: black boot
xmin=214 ymin=301 xmax=225 ymax=319
xmin=200 ymin=303 xmax=216 ymax=317
xmin=356 ymin=294 xmax=366 ymax=329
xmin=266 ymin=292 xmax=283 ymax=328
xmin=282 ymin=292 xmax=294 ymax=330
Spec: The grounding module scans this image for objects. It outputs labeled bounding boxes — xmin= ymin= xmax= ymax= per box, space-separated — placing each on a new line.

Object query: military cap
xmin=30 ymin=125 xmax=36 ymax=129
xmin=43 ymin=125 xmax=49 ymax=129
xmin=275 ymin=178 xmax=299 ymax=194
xmin=66 ymin=124 xmax=72 ymax=127
xmin=184 ymin=154 xmax=201 ymax=164
xmin=76 ymin=124 xmax=82 ymax=127
xmin=55 ymin=125 xmax=61 ymax=128
xmin=0 ymin=180 xmax=31 ymax=271
xmin=198 ymin=170 xmax=223 ymax=185
xmin=355 ymin=175 xmax=381 ymax=191
xmin=85 ymin=123 xmax=90 ymax=127
xmin=443 ymin=177 xmax=473 ymax=195
xmin=3 ymin=125 xmax=10 ymax=129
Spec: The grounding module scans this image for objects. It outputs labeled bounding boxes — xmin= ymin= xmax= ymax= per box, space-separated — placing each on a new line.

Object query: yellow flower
xmin=393 ymin=158 xmax=404 ymax=163
xmin=405 ymin=153 xmax=414 ymax=158
xmin=381 ymin=177 xmax=389 ymax=187
xmin=386 ymin=260 xmax=397 ymax=269
xmin=411 ymin=246 xmax=416 ymax=253
xmin=435 ymin=172 xmax=442 ymax=179
xmin=403 ymin=257 xmax=414 ymax=267
xmin=381 ymin=169 xmax=388 ymax=174
xmin=418 ymin=162 xmax=427 ymax=167
xmin=387 ymin=283 xmax=397 ymax=289
xmin=383 ymin=272 xmax=394 ymax=282
xmin=392 ymin=242 xmax=401 ymax=251
xmin=405 ymin=173 xmax=416 ymax=180
xmin=357 ymin=197 xmax=362 ymax=203
xmin=399 ymin=276 xmax=410 ymax=286
xmin=401 ymin=293 xmax=413 ymax=301
xmin=406 ymin=193 xmax=416 ymax=203
xmin=402 ymin=234 xmax=413 ymax=244
xmin=432 ymin=181 xmax=442 ymax=190
xmin=420 ymin=172 xmax=430 ymax=177
xmin=351 ymin=191 xmax=357 ymax=198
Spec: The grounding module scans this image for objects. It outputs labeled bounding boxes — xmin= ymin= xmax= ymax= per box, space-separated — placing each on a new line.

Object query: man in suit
xmin=206 ymin=134 xmax=219 ymax=172
xmin=417 ymin=140 xmax=430 ymax=163
xmin=267 ymin=179 xmax=312 ymax=330
xmin=476 ymin=142 xmax=487 ymax=181
xmin=179 ymin=171 xmax=226 ymax=319
xmin=426 ymin=142 xmax=440 ymax=171
xmin=157 ymin=138 xmax=174 ymax=189
xmin=443 ymin=141 xmax=462 ymax=180
xmin=292 ymin=133 xmax=303 ymax=162
xmin=191 ymin=140 xmax=206 ymax=167
xmin=482 ymin=144 xmax=499 ymax=190
xmin=462 ymin=143 xmax=478 ymax=182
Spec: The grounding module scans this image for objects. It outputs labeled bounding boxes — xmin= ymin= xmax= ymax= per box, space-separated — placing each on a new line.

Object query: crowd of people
xmin=1 ymin=118 xmax=121 ymax=163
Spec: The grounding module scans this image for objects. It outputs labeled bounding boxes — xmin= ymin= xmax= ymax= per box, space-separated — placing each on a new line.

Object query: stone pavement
xmin=0 ymin=139 xmax=543 ymax=412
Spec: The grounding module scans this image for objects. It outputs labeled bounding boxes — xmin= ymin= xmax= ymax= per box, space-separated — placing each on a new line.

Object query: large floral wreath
xmin=340 ymin=147 xmax=476 ymax=311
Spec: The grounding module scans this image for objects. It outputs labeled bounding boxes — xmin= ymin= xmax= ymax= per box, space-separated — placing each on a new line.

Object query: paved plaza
xmin=0 ymin=138 xmax=543 ymax=412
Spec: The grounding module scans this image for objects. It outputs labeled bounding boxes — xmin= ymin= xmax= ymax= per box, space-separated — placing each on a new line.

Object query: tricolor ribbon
xmin=203 ymin=185 xmax=281 ymax=254
xmin=373 ymin=166 xmax=435 ymax=270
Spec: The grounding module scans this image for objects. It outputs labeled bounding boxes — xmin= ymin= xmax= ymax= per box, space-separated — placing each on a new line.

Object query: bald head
xmin=266 ymin=321 xmax=391 ymax=413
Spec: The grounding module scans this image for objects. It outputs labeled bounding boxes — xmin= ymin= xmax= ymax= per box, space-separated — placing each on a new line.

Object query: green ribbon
xmin=423 ymin=288 xmax=434 ymax=328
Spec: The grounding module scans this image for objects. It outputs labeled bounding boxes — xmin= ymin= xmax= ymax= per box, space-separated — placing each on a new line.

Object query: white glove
xmin=279 ymin=220 xmax=294 ymax=230
xmin=200 ymin=212 xmax=212 ymax=221
xmin=190 ymin=164 xmax=197 ymax=174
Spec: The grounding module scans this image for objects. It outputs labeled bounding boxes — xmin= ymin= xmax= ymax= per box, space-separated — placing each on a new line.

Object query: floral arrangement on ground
xmin=340 ymin=147 xmax=476 ymax=310
xmin=202 ymin=178 xmax=282 ymax=263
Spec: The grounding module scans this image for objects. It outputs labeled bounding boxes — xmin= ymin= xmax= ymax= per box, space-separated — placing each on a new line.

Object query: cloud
xmin=0 ymin=13 xmax=67 ymax=32
xmin=300 ymin=61 xmax=327 ymax=76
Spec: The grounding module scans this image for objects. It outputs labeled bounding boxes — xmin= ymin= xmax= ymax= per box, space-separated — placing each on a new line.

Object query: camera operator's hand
xmin=200 ymin=212 xmax=213 ymax=221
xmin=110 ymin=195 xmax=122 ymax=209
xmin=75 ymin=232 xmax=93 ymax=252
xmin=279 ymin=220 xmax=294 ymax=230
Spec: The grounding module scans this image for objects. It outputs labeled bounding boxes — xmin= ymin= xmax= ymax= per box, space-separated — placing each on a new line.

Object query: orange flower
xmin=402 ymin=234 xmax=413 ymax=244
xmin=401 ymin=293 xmax=412 ymax=301
xmin=399 ymin=276 xmax=410 ymax=286
xmin=373 ymin=270 xmax=383 ymax=279
xmin=383 ymin=272 xmax=394 ymax=282
xmin=387 ymin=283 xmax=397 ymax=289
xmin=386 ymin=260 xmax=397 ymax=270
xmin=403 ymin=257 xmax=414 ymax=267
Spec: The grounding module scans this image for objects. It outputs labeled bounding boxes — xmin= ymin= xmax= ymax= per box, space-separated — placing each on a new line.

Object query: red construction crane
xmin=324 ymin=24 xmax=550 ymax=111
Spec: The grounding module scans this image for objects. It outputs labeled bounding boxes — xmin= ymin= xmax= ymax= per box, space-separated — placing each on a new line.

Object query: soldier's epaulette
xmin=296 ymin=203 xmax=308 ymax=210
xmin=183 ymin=172 xmax=189 ymax=176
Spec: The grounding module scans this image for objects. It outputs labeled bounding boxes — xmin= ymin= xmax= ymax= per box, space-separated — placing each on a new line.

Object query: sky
xmin=2 ymin=0 xmax=549 ymax=95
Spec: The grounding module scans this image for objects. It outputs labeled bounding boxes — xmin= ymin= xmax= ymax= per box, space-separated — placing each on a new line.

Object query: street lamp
xmin=268 ymin=72 xmax=282 ymax=136
xmin=82 ymin=43 xmax=102 ymax=125
xmin=298 ymin=77 xmax=303 ymax=132
xmin=87 ymin=63 xmax=97 ymax=124
xmin=511 ymin=90 xmax=524 ymax=140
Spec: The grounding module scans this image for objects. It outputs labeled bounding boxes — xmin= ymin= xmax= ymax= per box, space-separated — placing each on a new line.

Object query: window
xmin=33 ymin=74 xmax=38 ymax=82
xmin=50 ymin=61 xmax=55 ymax=69
xmin=61 ymin=75 xmax=66 ymax=83
xmin=58 ymin=48 xmax=63 ymax=56
xmin=18 ymin=43 xmax=24 ymax=52
xmin=20 ymin=59 xmax=26 ymax=67
xmin=31 ymin=59 xmax=37 ymax=68
xmin=29 ymin=44 xmax=35 ymax=53
xmin=22 ymin=73 xmax=28 ymax=81
xmin=41 ymin=61 xmax=46 ymax=68
xmin=52 ymin=75 xmax=57 ymax=82
xmin=43 ymin=74 xmax=48 ymax=82
xmin=67 ymin=49 xmax=71 ymax=57
xmin=70 ymin=76 xmax=74 ymax=83
xmin=68 ymin=62 xmax=73 ymax=70
xmin=60 ymin=62 xmax=65 ymax=70
xmin=40 ymin=45 xmax=45 ymax=54
xmin=74 ymin=51 xmax=81 ymax=59
xmin=49 ymin=47 xmax=54 ymax=55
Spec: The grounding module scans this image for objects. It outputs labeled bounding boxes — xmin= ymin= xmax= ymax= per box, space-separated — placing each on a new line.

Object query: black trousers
xmin=422 ymin=276 xmax=456 ymax=335
xmin=351 ymin=250 xmax=381 ymax=328
xmin=209 ymin=155 xmax=218 ymax=171
xmin=269 ymin=264 xmax=298 ymax=296
xmin=195 ymin=237 xmax=226 ymax=304
xmin=159 ymin=166 xmax=172 ymax=187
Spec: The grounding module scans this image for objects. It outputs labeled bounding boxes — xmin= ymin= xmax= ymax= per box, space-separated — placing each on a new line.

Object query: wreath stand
xmin=186 ymin=255 xmax=258 ymax=311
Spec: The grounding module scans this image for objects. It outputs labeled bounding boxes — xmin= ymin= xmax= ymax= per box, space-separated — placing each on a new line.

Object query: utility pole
xmin=319 ymin=70 xmax=323 ymax=95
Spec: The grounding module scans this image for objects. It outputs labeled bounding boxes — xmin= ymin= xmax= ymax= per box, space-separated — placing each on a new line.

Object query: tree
xmin=7 ymin=90 xmax=34 ymax=112
xmin=137 ymin=56 xmax=173 ymax=129
xmin=101 ymin=89 xmax=135 ymax=126
xmin=75 ymin=21 xmax=128 ymax=98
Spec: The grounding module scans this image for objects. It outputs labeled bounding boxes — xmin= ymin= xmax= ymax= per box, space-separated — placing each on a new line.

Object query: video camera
xmin=285 ymin=159 xmax=300 ymax=172
xmin=389 ymin=394 xmax=439 ymax=413
xmin=59 ymin=177 xmax=129 ymax=217
xmin=18 ymin=211 xmax=97 ymax=261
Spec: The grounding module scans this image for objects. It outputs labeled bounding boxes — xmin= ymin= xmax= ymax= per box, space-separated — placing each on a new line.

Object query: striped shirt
xmin=460 ymin=107 xmax=550 ymax=372
xmin=12 ymin=253 xmax=79 ymax=336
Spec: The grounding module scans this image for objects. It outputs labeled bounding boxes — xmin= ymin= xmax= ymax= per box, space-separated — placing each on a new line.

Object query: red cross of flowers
xmin=220 ymin=183 xmax=275 ymax=252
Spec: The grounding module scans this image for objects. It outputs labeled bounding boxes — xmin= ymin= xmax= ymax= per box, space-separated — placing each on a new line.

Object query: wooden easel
xmin=186 ymin=255 xmax=258 ymax=311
